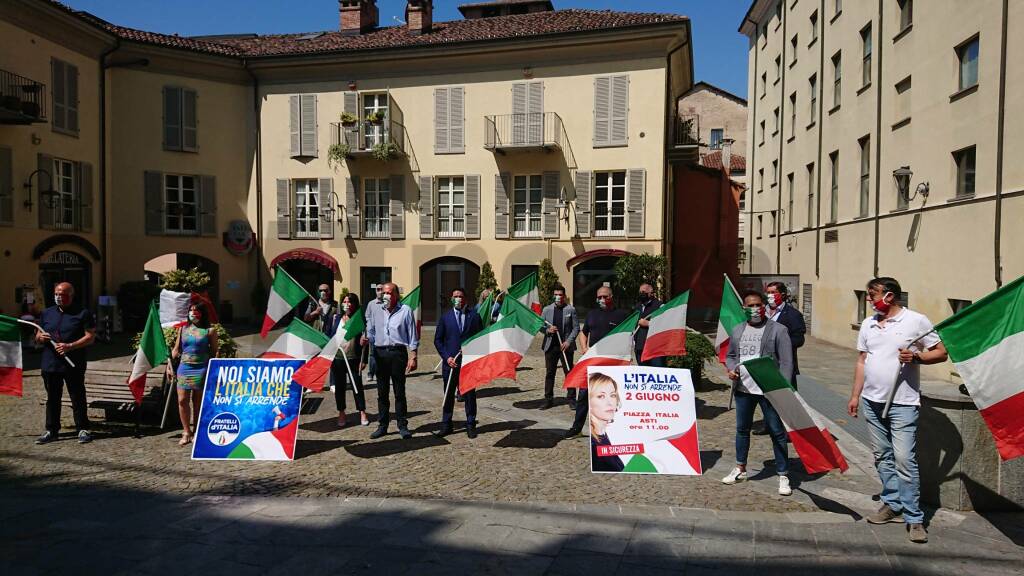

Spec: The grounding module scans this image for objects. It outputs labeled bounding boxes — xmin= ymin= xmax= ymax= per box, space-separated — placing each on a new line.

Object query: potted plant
xmin=327 ymin=142 xmax=350 ymax=167
xmin=366 ymin=111 xmax=386 ymax=125
xmin=666 ymin=329 xmax=718 ymax=389
xmin=339 ymin=112 xmax=357 ymax=126
xmin=21 ymin=100 xmax=40 ymax=118
xmin=371 ymin=141 xmax=399 ymax=161
xmin=1 ymin=94 xmax=21 ymax=111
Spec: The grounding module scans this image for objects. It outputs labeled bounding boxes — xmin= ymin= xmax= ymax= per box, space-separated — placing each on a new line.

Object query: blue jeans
xmin=734 ymin=389 xmax=789 ymax=475
xmin=862 ymin=398 xmax=922 ymax=523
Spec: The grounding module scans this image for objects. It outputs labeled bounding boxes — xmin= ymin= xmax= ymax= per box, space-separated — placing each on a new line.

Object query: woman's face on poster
xmin=590 ymin=383 xmax=620 ymax=424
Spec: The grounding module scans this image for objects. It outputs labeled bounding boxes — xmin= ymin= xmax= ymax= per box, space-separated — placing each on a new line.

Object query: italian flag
xmin=0 ymin=315 xmax=23 ymax=397
xmin=640 ymin=290 xmax=690 ymax=362
xmin=292 ymin=308 xmax=365 ymax=392
xmin=715 ymin=275 xmax=745 ymax=363
xmin=261 ymin=266 xmax=309 ymax=338
xmin=508 ymin=272 xmax=542 ymax=314
xmin=127 ymin=302 xmax=169 ymax=404
xmin=401 ymin=285 xmax=422 ymax=339
xmin=478 ymin=290 xmax=497 ymax=328
xmin=936 ymin=275 xmax=1024 ymax=461
xmin=564 ymin=311 xmax=640 ymax=390
xmin=261 ymin=318 xmax=329 ymax=360
xmin=499 ymin=292 xmax=543 ymax=322
xmin=226 ymin=417 xmax=298 ymax=461
xmin=743 ymin=356 xmax=849 ymax=474
xmin=459 ymin=307 xmax=545 ymax=394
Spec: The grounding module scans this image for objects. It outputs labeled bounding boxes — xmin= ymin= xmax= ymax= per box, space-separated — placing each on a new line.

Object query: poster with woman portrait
xmin=587 ymin=366 xmax=702 ymax=475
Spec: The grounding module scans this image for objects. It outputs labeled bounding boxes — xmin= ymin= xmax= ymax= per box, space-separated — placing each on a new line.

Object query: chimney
xmin=406 ymin=0 xmax=433 ymax=35
xmin=339 ymin=0 xmax=378 ymax=36
xmin=721 ymin=138 xmax=735 ymax=177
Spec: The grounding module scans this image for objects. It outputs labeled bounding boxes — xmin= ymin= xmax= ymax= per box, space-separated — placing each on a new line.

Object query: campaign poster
xmin=587 ymin=366 xmax=702 ymax=475
xmin=192 ymin=358 xmax=304 ymax=461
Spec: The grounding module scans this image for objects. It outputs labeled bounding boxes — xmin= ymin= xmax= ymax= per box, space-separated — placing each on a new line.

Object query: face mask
xmin=638 ymin=293 xmax=652 ymax=303
xmin=341 ymin=302 xmax=352 ymax=314
xmin=553 ymin=294 xmax=564 ymax=305
xmin=319 ymin=290 xmax=329 ymax=300
xmin=746 ymin=305 xmax=766 ymax=324
xmin=451 ymin=297 xmax=463 ymax=309
xmin=382 ymin=293 xmax=393 ymax=308
xmin=597 ymin=298 xmax=610 ymax=310
xmin=767 ymin=292 xmax=784 ymax=309
xmin=376 ymin=292 xmax=383 ymax=302
xmin=54 ymin=294 xmax=65 ymax=307
xmin=871 ymin=292 xmax=893 ymax=314
xmin=188 ymin=311 xmax=201 ymax=322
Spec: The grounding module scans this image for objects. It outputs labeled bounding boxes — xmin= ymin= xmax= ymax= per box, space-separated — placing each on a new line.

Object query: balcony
xmin=0 ymin=68 xmax=47 ymax=125
xmin=330 ymin=118 xmax=407 ymax=161
xmin=484 ymin=112 xmax=565 ymax=153
xmin=667 ymin=113 xmax=700 ymax=165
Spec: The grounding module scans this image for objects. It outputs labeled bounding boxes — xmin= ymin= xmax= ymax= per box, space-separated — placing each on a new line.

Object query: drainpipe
xmin=872 ymin=0 xmax=884 ymax=278
xmin=664 ymin=33 xmax=689 ymax=290
xmin=244 ymin=61 xmax=263 ymax=287
xmin=98 ymin=39 xmax=119 ymax=296
xmin=814 ymin=0 xmax=826 ymax=278
xmin=776 ymin=9 xmax=788 ymax=274
xmin=994 ymin=0 xmax=1008 ymax=288
xmin=743 ymin=17 xmax=759 ymax=274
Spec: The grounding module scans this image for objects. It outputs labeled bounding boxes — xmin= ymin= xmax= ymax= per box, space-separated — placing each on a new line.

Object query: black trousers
xmin=441 ymin=365 xmax=477 ymax=423
xmin=331 ymin=358 xmax=366 ymax=412
xmin=637 ymin=353 xmax=667 ymax=368
xmin=571 ymin=389 xmax=589 ymax=432
xmin=43 ymin=369 xmax=89 ymax=433
xmin=544 ymin=348 xmax=575 ymax=399
xmin=373 ymin=347 xmax=409 ymax=429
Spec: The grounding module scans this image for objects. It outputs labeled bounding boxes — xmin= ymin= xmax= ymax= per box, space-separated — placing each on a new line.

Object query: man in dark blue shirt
xmin=566 ymin=285 xmax=628 ymax=438
xmin=34 ymin=282 xmax=96 ymax=444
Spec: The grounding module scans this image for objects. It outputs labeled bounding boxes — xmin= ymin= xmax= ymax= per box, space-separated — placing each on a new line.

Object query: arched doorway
xmin=572 ymin=255 xmax=622 ymax=321
xmin=40 ymin=251 xmax=92 ymax=308
xmin=270 ymin=248 xmax=339 ymax=298
xmin=419 ymin=257 xmax=481 ymax=325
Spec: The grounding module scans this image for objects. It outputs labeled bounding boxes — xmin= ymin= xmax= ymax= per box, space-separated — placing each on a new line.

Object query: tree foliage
xmin=612 ymin=253 xmax=668 ymax=305
xmin=160 ymin=268 xmax=212 ymax=293
xmin=476 ymin=262 xmax=498 ymax=298
xmin=538 ymin=258 xmax=559 ymax=307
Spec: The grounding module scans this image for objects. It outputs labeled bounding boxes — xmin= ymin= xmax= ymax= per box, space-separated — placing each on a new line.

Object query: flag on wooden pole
xmin=640 ymin=290 xmax=690 ymax=362
xmin=714 ymin=275 xmax=745 ymax=363
xmin=261 ymin=266 xmax=310 ymax=338
xmin=0 ymin=315 xmax=24 ymax=397
xmin=127 ymin=302 xmax=170 ymax=404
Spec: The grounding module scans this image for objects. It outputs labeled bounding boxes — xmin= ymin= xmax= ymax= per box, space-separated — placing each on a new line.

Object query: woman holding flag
xmin=169 ymin=302 xmax=218 ymax=446
xmin=326 ymin=293 xmax=369 ymax=428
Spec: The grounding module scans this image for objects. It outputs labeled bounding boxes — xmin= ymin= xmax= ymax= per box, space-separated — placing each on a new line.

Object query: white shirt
xmin=857 ymin=308 xmax=941 ymax=406
xmin=736 ymin=323 xmax=766 ymax=395
xmin=769 ymin=302 xmax=786 ymax=322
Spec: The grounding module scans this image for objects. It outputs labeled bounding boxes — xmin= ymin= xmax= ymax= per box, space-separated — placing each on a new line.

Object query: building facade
xmin=741 ymin=0 xmax=1024 ymax=382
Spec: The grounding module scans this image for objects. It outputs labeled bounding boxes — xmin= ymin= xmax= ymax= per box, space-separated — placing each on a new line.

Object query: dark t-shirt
xmin=633 ymin=298 xmax=663 ymax=352
xmin=39 ymin=305 xmax=95 ymax=373
xmin=583 ymin=307 xmax=629 ymax=345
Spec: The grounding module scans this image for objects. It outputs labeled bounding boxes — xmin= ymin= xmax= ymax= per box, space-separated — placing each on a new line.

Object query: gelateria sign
xmin=222 ymin=220 xmax=254 ymax=256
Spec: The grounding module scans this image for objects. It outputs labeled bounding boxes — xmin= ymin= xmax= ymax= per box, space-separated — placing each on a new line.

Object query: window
xmin=164 ymin=174 xmax=198 ymax=234
xmin=861 ymin=25 xmax=873 ymax=87
xmin=710 ymin=129 xmax=724 ymax=149
xmin=52 ymin=158 xmax=76 ymax=229
xmin=760 ymin=120 xmax=766 ymax=144
xmin=791 ymin=35 xmax=799 ymax=65
xmin=773 ymin=107 xmax=780 ymax=132
xmin=772 ymin=160 xmax=779 ymax=186
xmin=757 ymin=214 xmax=763 ymax=239
xmin=789 ymin=92 xmax=797 ymax=134
xmin=859 ymin=136 xmax=871 ymax=217
xmin=513 ymin=174 xmax=543 ymax=237
xmin=593 ymin=171 xmax=626 ymax=236
xmin=761 ymin=72 xmax=767 ymax=97
xmin=787 ymin=172 xmax=795 ymax=231
xmin=954 ymin=146 xmax=976 ymax=198
xmin=739 ymin=189 xmax=746 ymax=210
xmin=810 ymin=11 xmax=818 ymax=43
xmin=436 ymin=176 xmax=465 ymax=237
xmin=759 ymin=168 xmax=765 ymax=193
xmin=775 ymin=55 xmax=782 ymax=82
xmin=433 ymin=86 xmax=465 ymax=154
xmin=363 ymin=177 xmax=391 ymax=238
xmin=363 ymin=93 xmax=389 ymax=148
xmin=51 ymin=59 xmax=79 ymax=135
xmin=829 ymin=151 xmax=839 ymax=223
xmin=957 ymin=36 xmax=980 ymax=91
xmin=289 ymin=94 xmax=318 ymax=158
xmin=855 ymin=290 xmax=868 ymax=324
xmin=770 ymin=210 xmax=777 ymax=236
xmin=895 ymin=76 xmax=912 ymax=123
xmin=832 ymin=52 xmax=842 ymax=108
xmin=898 ymin=0 xmax=913 ymax=31
xmin=594 ymin=75 xmax=628 ymax=147
xmin=809 ymin=74 xmax=818 ymax=123
xmin=807 ymin=162 xmax=816 ymax=228
xmin=163 ymin=87 xmax=198 ymax=152
xmin=949 ymin=299 xmax=972 ymax=314
xmin=292 ymin=179 xmax=320 ymax=238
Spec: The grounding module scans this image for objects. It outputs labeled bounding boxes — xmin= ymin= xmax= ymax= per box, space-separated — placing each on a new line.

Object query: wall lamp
xmin=893 ymin=165 xmax=930 ymax=204
xmin=23 ymin=168 xmax=57 ymax=212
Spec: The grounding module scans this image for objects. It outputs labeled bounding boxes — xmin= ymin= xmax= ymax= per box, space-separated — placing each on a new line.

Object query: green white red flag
xmin=499 ymin=292 xmax=543 ymax=323
xmin=715 ymin=275 xmax=745 ymax=363
xmin=459 ymin=306 xmax=545 ymax=394
xmin=640 ymin=290 xmax=689 ymax=362
xmin=742 ymin=357 xmax=849 ymax=474
xmin=261 ymin=318 xmax=328 ymax=359
xmin=292 ymin=308 xmax=365 ymax=392
xmin=401 ymin=285 xmax=422 ymax=339
xmin=128 ymin=302 xmax=170 ymax=404
xmin=261 ymin=266 xmax=310 ymax=338
xmin=478 ymin=290 xmax=497 ymax=328
xmin=0 ymin=315 xmax=23 ymax=397
xmin=507 ymin=272 xmax=541 ymax=314
xmin=564 ymin=311 xmax=640 ymax=389
xmin=935 ymin=275 xmax=1024 ymax=461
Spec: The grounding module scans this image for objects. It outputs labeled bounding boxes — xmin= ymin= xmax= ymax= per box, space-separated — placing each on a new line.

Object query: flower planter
xmin=2 ymin=95 xmax=21 ymax=111
xmin=20 ymin=101 xmax=40 ymax=118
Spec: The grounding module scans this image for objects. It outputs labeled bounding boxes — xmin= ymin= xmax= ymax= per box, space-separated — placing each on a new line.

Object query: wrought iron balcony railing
xmin=0 ymin=68 xmax=47 ymax=125
xmin=330 ymin=118 xmax=407 ymax=160
xmin=674 ymin=113 xmax=700 ymax=147
xmin=484 ymin=112 xmax=564 ymax=152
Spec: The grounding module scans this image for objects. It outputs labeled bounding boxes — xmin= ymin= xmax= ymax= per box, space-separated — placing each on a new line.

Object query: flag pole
xmin=17 ymin=318 xmax=75 ymax=368
xmin=881 ymin=329 xmax=937 ymax=418
xmin=433 ymin=358 xmax=444 ymax=372
xmin=340 ymin=342 xmax=361 ymax=396
xmin=548 ymin=320 xmax=572 ymax=375
xmin=441 ymin=351 xmax=463 ymax=410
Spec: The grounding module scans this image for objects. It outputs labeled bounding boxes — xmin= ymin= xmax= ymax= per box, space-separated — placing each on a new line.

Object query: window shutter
xmin=626 ymin=168 xmax=645 ymax=238
xmin=494 ymin=172 xmax=510 ymax=239
xmin=610 ymin=75 xmax=629 ymax=145
xmin=418 ymin=175 xmax=434 ymax=239
xmin=289 ymin=95 xmax=300 ymax=157
xmin=318 ymin=177 xmax=334 ymax=239
xmin=512 ymin=83 xmax=526 ymax=144
xmin=276 ymin=178 xmax=291 ymax=239
xmin=52 ymin=59 xmax=66 ymax=131
xmin=527 ymin=81 xmax=543 ymax=144
xmin=200 ymin=175 xmax=216 ymax=236
xmin=38 ymin=154 xmax=54 ymax=229
xmin=465 ymin=174 xmax=480 ymax=239
xmin=450 ymin=87 xmax=465 ymax=153
xmin=574 ymin=170 xmax=592 ymax=238
xmin=164 ymin=87 xmax=182 ymax=150
xmin=66 ymin=64 xmax=79 ymax=133
xmin=144 ymin=170 xmax=164 ymax=235
xmin=434 ymin=88 xmax=449 ymax=153
xmin=0 ymin=147 xmax=12 ymax=225
xmin=300 ymin=94 xmax=317 ymax=157
xmin=389 ymin=174 xmax=405 ymax=240
xmin=345 ymin=176 xmax=360 ymax=239
xmin=183 ymin=89 xmax=198 ymax=151
xmin=593 ymin=77 xmax=610 ymax=146
xmin=78 ymin=162 xmax=93 ymax=232
xmin=542 ymin=171 xmax=559 ymax=239
xmin=343 ymin=91 xmax=358 ymax=148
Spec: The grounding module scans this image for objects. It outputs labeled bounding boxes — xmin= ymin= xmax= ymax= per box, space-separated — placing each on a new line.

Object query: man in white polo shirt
xmin=847 ymin=277 xmax=947 ymax=544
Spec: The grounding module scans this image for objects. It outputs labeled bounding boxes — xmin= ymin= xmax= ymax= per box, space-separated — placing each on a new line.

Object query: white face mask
xmin=452 ymin=296 xmax=464 ymax=309
xmin=188 ymin=311 xmax=200 ymax=323
xmin=382 ymin=293 xmax=393 ymax=308
xmin=54 ymin=294 xmax=65 ymax=307
xmin=341 ymin=302 xmax=352 ymax=314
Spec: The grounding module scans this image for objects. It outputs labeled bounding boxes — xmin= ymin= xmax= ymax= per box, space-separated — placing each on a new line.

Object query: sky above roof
xmin=62 ymin=0 xmax=751 ymax=97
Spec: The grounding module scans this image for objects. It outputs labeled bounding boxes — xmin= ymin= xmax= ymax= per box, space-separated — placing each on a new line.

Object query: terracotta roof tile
xmin=701 ymin=150 xmax=746 ymax=172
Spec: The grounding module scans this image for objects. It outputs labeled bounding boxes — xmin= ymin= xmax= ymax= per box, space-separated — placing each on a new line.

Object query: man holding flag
xmin=633 ymin=283 xmax=665 ymax=367
xmin=432 ymin=288 xmax=484 ymax=438
xmin=540 ymin=285 xmax=579 ymax=410
xmin=848 ymin=277 xmax=946 ymax=544
xmin=366 ymin=282 xmax=418 ymax=440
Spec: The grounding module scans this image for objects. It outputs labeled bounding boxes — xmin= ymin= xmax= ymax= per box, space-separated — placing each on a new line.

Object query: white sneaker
xmin=778 ymin=476 xmax=792 ymax=496
xmin=721 ymin=467 xmax=747 ymax=484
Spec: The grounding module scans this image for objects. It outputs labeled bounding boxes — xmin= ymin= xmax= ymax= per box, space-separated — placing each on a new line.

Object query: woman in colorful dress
xmin=169 ymin=302 xmax=218 ymax=445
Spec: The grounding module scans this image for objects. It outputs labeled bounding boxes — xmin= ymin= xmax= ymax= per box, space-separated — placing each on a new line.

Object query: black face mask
xmin=638 ymin=293 xmax=652 ymax=303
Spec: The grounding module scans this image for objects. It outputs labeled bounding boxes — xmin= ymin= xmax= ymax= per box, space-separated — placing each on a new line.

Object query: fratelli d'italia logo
xmin=207 ymin=413 xmax=241 ymax=446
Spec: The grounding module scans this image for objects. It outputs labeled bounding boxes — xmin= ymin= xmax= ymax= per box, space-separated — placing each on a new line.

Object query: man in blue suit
xmin=433 ymin=287 xmax=484 ymax=439
xmin=765 ymin=282 xmax=806 ymax=389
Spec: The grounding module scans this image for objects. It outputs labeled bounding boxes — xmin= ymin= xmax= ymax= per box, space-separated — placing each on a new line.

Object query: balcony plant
xmin=2 ymin=94 xmax=21 ymax=111
xmin=366 ymin=111 xmax=386 ymax=125
xmin=21 ymin=100 xmax=40 ymax=118
xmin=371 ymin=141 xmax=400 ymax=161
xmin=339 ymin=112 xmax=358 ymax=126
xmin=327 ymin=142 xmax=351 ymax=167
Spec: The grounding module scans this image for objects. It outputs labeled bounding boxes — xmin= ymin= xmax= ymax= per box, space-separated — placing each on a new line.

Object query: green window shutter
xmin=626 ymin=168 xmax=645 ymax=238
xmin=389 ymin=174 xmax=405 ymax=240
xmin=610 ymin=75 xmax=629 ymax=146
xmin=144 ymin=170 xmax=164 ymax=235
xmin=276 ymin=178 xmax=291 ymax=239
xmin=183 ymin=89 xmax=198 ymax=151
xmin=289 ymin=95 xmax=300 ymax=157
xmin=164 ymin=87 xmax=182 ymax=150
xmin=78 ymin=162 xmax=93 ymax=232
xmin=434 ymin=88 xmax=449 ymax=154
xmin=200 ymin=175 xmax=216 ymax=236
xmin=300 ymin=94 xmax=317 ymax=157
xmin=0 ymin=147 xmax=12 ymax=226
xmin=574 ymin=170 xmax=592 ymax=238
xmin=66 ymin=64 xmax=79 ymax=133
xmin=494 ymin=172 xmax=510 ymax=239
xmin=593 ymin=77 xmax=610 ymax=146
xmin=38 ymin=154 xmax=54 ymax=229
xmin=52 ymin=59 xmax=66 ymax=131
xmin=345 ymin=176 xmax=360 ymax=239
xmin=542 ymin=171 xmax=559 ymax=239
xmin=418 ymin=175 xmax=434 ymax=239
xmin=319 ymin=177 xmax=334 ymax=239
xmin=464 ymin=173 xmax=480 ymax=239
